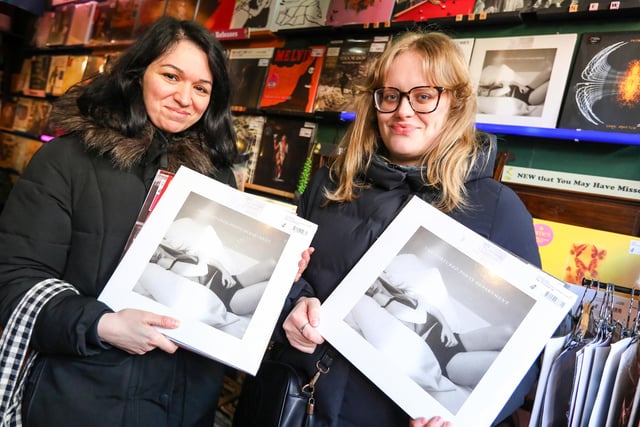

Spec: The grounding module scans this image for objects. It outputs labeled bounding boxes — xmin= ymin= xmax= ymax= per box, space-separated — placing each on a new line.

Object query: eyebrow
xmin=160 ymin=63 xmax=213 ymax=86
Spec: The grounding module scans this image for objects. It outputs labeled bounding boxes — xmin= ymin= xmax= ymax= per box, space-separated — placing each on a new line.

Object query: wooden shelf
xmin=507 ymin=182 xmax=640 ymax=236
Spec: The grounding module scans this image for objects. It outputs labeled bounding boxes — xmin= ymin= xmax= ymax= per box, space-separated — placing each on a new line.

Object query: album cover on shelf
xmin=82 ymin=55 xmax=108 ymax=81
xmin=453 ymin=38 xmax=475 ymax=66
xmin=533 ymin=218 xmax=640 ymax=289
xmin=25 ymin=55 xmax=51 ymax=98
xmin=134 ymin=0 xmax=171 ymax=38
xmin=393 ymin=0 xmax=475 ymax=21
xmin=25 ymin=100 xmax=53 ymax=137
xmin=46 ymin=55 xmax=69 ymax=96
xmin=65 ymin=1 xmax=97 ymax=46
xmin=46 ymin=3 xmax=74 ymax=46
xmin=230 ymin=0 xmax=276 ymax=31
xmin=14 ymin=58 xmax=32 ymax=94
xmin=314 ymin=36 xmax=391 ymax=113
xmin=471 ymin=0 xmax=532 ymax=14
xmin=11 ymin=98 xmax=33 ymax=134
xmin=468 ymin=33 xmax=577 ymax=129
xmin=268 ymin=0 xmax=331 ymax=31
xmin=232 ymin=114 xmax=266 ymax=189
xmin=558 ymin=31 xmax=640 ymax=134
xmin=247 ymin=116 xmax=317 ymax=199
xmin=59 ymin=55 xmax=90 ymax=95
xmin=259 ymin=45 xmax=326 ymax=113
xmin=228 ymin=47 xmax=275 ymax=110
xmin=110 ymin=0 xmax=143 ymax=41
xmin=164 ymin=0 xmax=199 ymax=19
xmin=319 ymin=196 xmax=577 ymax=425
xmin=31 ymin=11 xmax=55 ymax=48
xmin=99 ymin=166 xmax=317 ymax=374
xmin=325 ymin=0 xmax=395 ymax=26
xmin=0 ymin=132 xmax=43 ymax=174
xmin=195 ymin=0 xmax=236 ymax=32
xmin=88 ymin=0 xmax=117 ymax=44
xmin=0 ymin=99 xmax=17 ymax=131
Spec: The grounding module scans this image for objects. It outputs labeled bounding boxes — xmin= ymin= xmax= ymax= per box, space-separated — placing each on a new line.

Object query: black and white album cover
xmin=99 ymin=166 xmax=317 ymax=374
xmin=468 ymin=33 xmax=577 ymax=129
xmin=319 ymin=196 xmax=577 ymax=425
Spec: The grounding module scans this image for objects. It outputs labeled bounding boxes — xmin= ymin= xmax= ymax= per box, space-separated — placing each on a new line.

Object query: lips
xmin=390 ymin=123 xmax=417 ymax=135
xmin=165 ymin=106 xmax=190 ymax=118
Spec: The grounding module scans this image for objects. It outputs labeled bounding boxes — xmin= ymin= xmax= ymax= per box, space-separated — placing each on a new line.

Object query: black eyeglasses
xmin=373 ymin=86 xmax=446 ymax=114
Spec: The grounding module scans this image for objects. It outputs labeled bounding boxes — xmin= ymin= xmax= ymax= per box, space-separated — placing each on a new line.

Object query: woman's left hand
xmin=283 ymin=296 xmax=324 ymax=353
xmin=294 ymin=247 xmax=314 ymax=281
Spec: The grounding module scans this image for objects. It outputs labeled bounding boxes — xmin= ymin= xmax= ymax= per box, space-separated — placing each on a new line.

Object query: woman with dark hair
xmin=0 ymin=16 xmax=312 ymax=427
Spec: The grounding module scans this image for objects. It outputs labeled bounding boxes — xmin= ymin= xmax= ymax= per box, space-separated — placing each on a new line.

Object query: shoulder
xmin=458 ymin=178 xmax=541 ymax=266
xmin=21 ymin=134 xmax=89 ymax=182
xmin=297 ymin=167 xmax=331 ymax=217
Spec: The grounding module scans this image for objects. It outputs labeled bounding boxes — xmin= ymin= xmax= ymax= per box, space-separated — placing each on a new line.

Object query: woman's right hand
xmin=410 ymin=416 xmax=452 ymax=427
xmin=97 ymin=309 xmax=180 ymax=355
xmin=282 ymin=296 xmax=324 ymax=353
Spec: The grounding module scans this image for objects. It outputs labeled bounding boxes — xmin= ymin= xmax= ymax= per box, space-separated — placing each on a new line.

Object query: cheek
xmin=193 ymin=97 xmax=210 ymax=116
xmin=142 ymin=81 xmax=164 ymax=111
xmin=376 ymin=113 xmax=388 ymax=133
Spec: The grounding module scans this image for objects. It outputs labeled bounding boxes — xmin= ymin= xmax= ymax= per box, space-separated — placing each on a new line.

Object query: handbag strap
xmin=301 ymin=347 xmax=337 ymax=416
xmin=0 ymin=279 xmax=79 ymax=426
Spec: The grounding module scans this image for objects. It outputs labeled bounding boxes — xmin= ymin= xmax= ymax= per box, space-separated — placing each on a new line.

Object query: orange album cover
xmin=259 ymin=45 xmax=326 ymax=113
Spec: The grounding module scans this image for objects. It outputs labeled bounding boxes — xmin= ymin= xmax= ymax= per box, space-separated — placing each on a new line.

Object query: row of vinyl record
xmin=16 ymin=28 xmax=640 ymax=134
xmin=35 ymin=0 xmax=640 ymax=49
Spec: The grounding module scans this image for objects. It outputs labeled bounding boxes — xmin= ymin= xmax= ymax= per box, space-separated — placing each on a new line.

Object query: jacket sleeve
xmin=0 ymin=138 xmax=113 ymax=355
xmin=491 ymin=184 xmax=542 ymax=268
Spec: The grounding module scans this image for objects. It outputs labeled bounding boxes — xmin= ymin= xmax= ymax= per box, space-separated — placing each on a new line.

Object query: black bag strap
xmin=300 ymin=347 xmax=336 ymax=417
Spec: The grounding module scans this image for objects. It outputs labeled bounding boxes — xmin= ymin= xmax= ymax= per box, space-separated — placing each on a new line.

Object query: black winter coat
xmin=274 ymin=137 xmax=541 ymax=427
xmin=0 ymin=126 xmax=236 ymax=426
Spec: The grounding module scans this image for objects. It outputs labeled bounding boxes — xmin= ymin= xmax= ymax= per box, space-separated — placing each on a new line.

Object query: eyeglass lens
xmin=374 ymin=86 xmax=443 ymax=113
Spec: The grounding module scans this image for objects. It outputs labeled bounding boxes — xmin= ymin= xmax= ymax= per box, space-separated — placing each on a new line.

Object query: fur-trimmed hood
xmin=48 ymin=92 xmax=215 ymax=175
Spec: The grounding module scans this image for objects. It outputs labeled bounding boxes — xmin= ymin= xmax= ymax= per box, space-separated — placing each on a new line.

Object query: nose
xmin=396 ymin=94 xmax=414 ymax=115
xmin=174 ymin=84 xmax=192 ymax=106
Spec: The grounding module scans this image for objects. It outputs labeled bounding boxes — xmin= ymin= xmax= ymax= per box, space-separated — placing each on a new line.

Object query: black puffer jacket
xmin=0 ymin=109 xmax=235 ymax=426
xmin=274 ymin=135 xmax=541 ymax=427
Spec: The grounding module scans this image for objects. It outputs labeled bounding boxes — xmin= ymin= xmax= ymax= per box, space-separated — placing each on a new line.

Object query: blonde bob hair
xmin=325 ymin=31 xmax=489 ymax=212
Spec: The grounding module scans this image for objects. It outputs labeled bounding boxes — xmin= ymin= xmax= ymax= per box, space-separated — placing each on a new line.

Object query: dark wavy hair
xmin=75 ymin=16 xmax=236 ymax=167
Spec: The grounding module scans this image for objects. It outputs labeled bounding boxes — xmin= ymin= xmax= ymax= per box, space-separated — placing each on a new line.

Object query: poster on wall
xmin=319 ymin=196 xmax=577 ymax=425
xmin=468 ymin=33 xmax=578 ymax=129
xmin=558 ymin=31 xmax=640 ymax=134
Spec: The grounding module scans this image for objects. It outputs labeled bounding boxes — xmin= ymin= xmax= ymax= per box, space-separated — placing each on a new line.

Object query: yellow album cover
xmin=534 ymin=218 xmax=640 ymax=288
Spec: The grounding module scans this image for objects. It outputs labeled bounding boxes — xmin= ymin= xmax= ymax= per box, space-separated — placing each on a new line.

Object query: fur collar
xmin=49 ymin=93 xmax=214 ymax=175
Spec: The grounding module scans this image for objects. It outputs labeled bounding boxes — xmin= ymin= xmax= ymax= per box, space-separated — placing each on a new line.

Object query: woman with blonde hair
xmin=236 ymin=30 xmax=541 ymax=427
